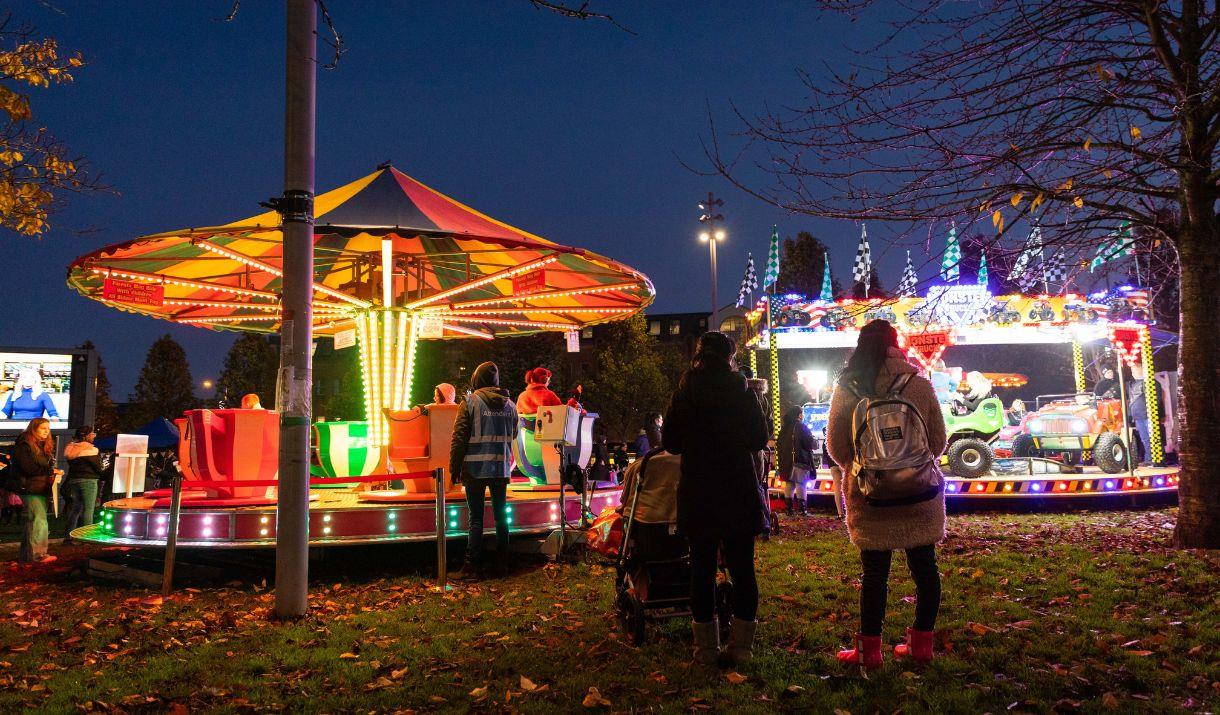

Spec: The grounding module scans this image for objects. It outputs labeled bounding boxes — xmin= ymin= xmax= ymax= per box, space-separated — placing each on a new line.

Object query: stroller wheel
xmin=616 ymin=590 xmax=647 ymax=645
xmin=714 ymin=579 xmax=734 ymax=637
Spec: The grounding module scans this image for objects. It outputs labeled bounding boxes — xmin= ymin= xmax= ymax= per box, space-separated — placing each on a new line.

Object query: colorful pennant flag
xmin=735 ymin=253 xmax=759 ymax=308
xmin=852 ymin=223 xmax=873 ymax=296
xmin=1089 ymin=221 xmax=1136 ymax=272
xmin=762 ymin=225 xmax=780 ymax=291
xmin=820 ymin=250 xmax=834 ymax=302
xmin=941 ymin=221 xmax=961 ymax=283
xmin=898 ymin=250 xmax=918 ymax=297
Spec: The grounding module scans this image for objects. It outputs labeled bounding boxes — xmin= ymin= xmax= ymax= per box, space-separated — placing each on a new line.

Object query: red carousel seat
xmin=179 ymin=408 xmax=280 ymax=499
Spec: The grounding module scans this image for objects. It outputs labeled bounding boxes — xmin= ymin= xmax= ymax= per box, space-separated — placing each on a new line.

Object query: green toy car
xmin=940 ymin=396 xmax=1006 ymax=478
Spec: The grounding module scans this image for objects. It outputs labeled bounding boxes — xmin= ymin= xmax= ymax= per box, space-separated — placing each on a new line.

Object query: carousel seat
xmin=158 ymin=409 xmax=280 ymax=504
xmin=378 ymin=403 xmax=460 ymax=494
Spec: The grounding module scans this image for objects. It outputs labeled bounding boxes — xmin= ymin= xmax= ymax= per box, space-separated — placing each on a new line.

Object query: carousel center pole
xmin=275 ymin=0 xmax=316 ymax=620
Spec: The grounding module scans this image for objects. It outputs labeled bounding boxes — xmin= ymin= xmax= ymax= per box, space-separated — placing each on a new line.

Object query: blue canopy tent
xmin=94 ymin=417 xmax=180 ymax=452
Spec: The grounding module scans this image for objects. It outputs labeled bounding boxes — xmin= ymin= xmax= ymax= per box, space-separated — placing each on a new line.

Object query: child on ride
xmin=516 ymin=367 xmax=563 ymax=415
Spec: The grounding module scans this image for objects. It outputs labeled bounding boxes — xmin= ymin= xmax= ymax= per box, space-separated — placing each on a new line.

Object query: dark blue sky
xmin=0 ymin=2 xmax=909 ymax=396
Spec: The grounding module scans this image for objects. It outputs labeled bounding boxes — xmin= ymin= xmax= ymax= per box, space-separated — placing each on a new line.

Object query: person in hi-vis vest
xmin=449 ymin=362 xmax=519 ymax=581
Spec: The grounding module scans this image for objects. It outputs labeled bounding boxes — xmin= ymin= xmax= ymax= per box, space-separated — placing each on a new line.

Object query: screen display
xmin=0 ymin=351 xmax=73 ymax=430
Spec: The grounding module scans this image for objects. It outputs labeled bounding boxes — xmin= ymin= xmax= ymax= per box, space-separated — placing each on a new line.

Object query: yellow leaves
xmin=582 ymin=686 xmax=612 ymax=708
xmin=1031 ymin=192 xmax=1045 ymax=211
xmin=725 ymin=671 xmax=748 ymax=684
xmin=1102 ymin=168 xmax=1114 ymax=180
xmin=1059 ymin=178 xmax=1073 ymax=192
xmin=1010 ymin=192 xmax=1023 ymax=207
xmin=1130 ymin=126 xmax=1142 ymax=140
xmin=1083 ymin=137 xmax=1092 ymax=151
xmin=0 ymin=150 xmax=23 ymax=165
xmin=991 ymin=210 xmax=1004 ymax=233
xmin=1074 ymin=197 xmax=1085 ymax=208
xmin=1094 ymin=64 xmax=1114 ymax=81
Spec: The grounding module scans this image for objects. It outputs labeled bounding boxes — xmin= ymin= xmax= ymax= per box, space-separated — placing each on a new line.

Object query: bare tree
xmin=708 ymin=0 xmax=1220 ymax=548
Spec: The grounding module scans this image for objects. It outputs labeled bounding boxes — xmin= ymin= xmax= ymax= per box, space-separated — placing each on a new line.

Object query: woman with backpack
xmin=776 ymin=406 xmax=815 ymax=517
xmin=10 ymin=417 xmax=63 ymax=564
xmin=663 ymin=332 xmax=769 ymax=668
xmin=826 ymin=320 xmax=947 ymax=669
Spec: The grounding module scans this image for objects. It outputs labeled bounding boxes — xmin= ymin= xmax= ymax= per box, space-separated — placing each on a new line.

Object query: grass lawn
xmin=0 ymin=508 xmax=1217 ymax=713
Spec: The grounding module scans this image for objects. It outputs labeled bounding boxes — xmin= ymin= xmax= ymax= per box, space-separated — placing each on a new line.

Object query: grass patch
xmin=0 ymin=509 xmax=1217 ymax=713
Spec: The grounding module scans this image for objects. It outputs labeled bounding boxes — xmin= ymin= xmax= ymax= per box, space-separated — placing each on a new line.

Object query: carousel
xmin=65 ymin=164 xmax=653 ymax=547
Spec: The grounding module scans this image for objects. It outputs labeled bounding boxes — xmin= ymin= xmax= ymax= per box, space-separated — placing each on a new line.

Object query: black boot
xmin=490 ymin=547 xmax=511 ymax=577
xmin=785 ymin=496 xmax=795 ymax=516
xmin=452 ymin=557 xmax=484 ymax=582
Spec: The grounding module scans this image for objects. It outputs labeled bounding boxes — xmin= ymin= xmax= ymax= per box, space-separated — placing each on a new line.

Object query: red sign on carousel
xmin=902 ymin=328 xmax=955 ymax=371
xmin=512 ymin=268 xmax=546 ymax=295
xmin=1108 ymin=324 xmax=1145 ymax=367
xmin=102 ymin=277 xmax=164 ymax=307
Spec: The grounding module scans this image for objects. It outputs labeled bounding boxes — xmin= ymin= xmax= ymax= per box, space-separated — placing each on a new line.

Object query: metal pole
xmin=556 ymin=446 xmax=566 ymax=560
xmin=1115 ymin=352 xmax=1136 ymax=478
xmin=275 ymin=0 xmax=316 ymax=620
xmin=709 ymin=236 xmax=719 ymax=329
xmin=434 ymin=467 xmax=447 ymax=586
xmin=161 ymin=471 xmax=183 ymax=596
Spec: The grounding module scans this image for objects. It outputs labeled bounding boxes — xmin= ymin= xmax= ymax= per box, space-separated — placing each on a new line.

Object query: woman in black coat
xmin=664 ymin=331 xmax=769 ymax=667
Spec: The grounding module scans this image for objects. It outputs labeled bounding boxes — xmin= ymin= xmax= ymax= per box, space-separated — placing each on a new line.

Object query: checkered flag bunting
xmin=977 ymin=247 xmax=989 ymax=286
xmin=853 ymin=223 xmax=873 ymax=296
xmin=898 ymin=250 xmax=918 ymax=297
xmin=1009 ymin=224 xmax=1043 ymax=291
xmin=1042 ymin=247 xmax=1069 ymax=291
xmin=941 ymin=221 xmax=961 ymax=283
xmin=735 ymin=253 xmax=759 ymax=307
xmin=1090 ymin=221 xmax=1136 ymax=272
xmin=762 ymin=226 xmax=780 ymax=290
xmin=820 ymin=250 xmax=834 ymax=302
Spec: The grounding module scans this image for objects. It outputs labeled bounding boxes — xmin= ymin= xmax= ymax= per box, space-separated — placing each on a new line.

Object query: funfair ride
xmin=748 ymin=283 xmax=1179 ymax=506
xmin=65 ymin=165 xmax=653 ymax=546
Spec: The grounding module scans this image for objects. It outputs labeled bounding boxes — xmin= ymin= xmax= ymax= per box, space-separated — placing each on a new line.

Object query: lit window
xmin=720 ymin=316 xmax=745 ymax=333
xmin=648 ymin=321 xmax=661 ymax=336
xmin=669 ymin=320 xmax=682 ymax=335
xmin=581 ymin=328 xmax=594 ymax=339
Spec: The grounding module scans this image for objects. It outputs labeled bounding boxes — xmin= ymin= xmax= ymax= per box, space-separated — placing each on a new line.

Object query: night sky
xmin=0 ymin=2 xmax=910 ymax=396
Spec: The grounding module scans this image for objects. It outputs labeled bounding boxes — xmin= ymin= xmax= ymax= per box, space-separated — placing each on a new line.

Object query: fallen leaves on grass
xmin=725 ymin=671 xmax=747 ymax=684
xmin=582 ymin=686 xmax=611 ymax=708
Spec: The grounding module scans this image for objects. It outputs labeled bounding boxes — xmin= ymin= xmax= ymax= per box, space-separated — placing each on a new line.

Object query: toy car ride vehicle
xmin=1011 ymin=394 xmax=1129 ymax=473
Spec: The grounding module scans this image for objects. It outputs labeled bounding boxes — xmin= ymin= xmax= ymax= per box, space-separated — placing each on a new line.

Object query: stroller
xmin=613 ymin=450 xmax=732 ymax=645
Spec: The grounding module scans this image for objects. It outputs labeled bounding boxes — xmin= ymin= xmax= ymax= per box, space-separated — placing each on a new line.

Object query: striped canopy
xmin=66 ymin=165 xmax=655 ymax=338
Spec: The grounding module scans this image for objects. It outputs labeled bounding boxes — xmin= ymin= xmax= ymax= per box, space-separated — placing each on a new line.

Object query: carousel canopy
xmin=66 ymin=164 xmax=655 ymax=339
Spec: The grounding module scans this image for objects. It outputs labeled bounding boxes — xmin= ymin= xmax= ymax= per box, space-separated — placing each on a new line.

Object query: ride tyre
xmin=1093 ymin=433 xmax=1129 ymax=474
xmin=948 ymin=438 xmax=994 ymax=479
xmin=1011 ymin=433 xmax=1037 ymax=459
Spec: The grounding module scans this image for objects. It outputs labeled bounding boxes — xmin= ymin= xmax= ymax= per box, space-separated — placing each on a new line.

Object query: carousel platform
xmin=790 ymin=464 xmax=1179 ymax=511
xmin=70 ymin=484 xmax=623 ymax=549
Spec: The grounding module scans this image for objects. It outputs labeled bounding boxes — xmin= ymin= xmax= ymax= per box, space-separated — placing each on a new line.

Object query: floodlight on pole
xmin=698 ymin=192 xmax=726 ymax=328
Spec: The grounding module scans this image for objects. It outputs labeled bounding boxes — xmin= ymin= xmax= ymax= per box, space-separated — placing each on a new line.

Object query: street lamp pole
xmin=699 ymin=192 xmax=725 ymax=330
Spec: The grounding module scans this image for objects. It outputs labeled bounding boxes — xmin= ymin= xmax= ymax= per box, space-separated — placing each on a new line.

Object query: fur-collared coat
xmin=827 ymin=348 xmax=948 ymax=551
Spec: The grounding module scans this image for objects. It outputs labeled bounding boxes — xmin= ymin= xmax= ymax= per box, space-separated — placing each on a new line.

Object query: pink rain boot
xmin=836 ymin=634 xmax=883 ymax=670
xmin=893 ymin=627 xmax=934 ymax=663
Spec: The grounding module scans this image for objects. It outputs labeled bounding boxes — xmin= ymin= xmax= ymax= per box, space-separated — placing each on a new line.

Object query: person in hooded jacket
xmin=450 ymin=362 xmax=519 ymax=580
xmin=62 ymin=425 xmax=105 ymax=543
xmin=776 ymin=406 xmax=815 ymax=516
xmin=826 ymin=320 xmax=947 ymax=670
xmin=663 ymin=331 xmax=769 ymax=668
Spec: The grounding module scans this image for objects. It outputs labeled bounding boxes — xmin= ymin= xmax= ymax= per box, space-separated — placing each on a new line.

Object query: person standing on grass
xmin=826 ymin=320 xmax=947 ymax=670
xmin=10 ymin=417 xmax=63 ymax=564
xmin=62 ymin=425 xmax=105 ymax=544
xmin=777 ymin=406 xmax=814 ymax=517
xmin=450 ymin=362 xmax=519 ymax=581
xmin=663 ymin=331 xmax=769 ymax=668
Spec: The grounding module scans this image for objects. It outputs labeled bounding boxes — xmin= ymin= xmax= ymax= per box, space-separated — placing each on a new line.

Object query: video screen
xmin=0 ymin=351 xmax=72 ymax=430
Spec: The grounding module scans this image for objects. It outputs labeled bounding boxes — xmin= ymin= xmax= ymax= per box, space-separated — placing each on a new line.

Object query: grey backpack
xmin=847 ymin=373 xmax=942 ymax=506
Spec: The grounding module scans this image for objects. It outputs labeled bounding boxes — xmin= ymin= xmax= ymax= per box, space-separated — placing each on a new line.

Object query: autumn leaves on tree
xmin=0 ymin=18 xmax=91 ymax=236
